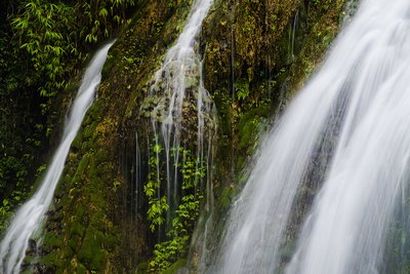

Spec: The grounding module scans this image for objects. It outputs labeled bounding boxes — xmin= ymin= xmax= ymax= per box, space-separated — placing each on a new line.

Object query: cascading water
xmin=0 ymin=41 xmax=114 ymax=274
xmin=211 ymin=0 xmax=410 ymax=273
xmin=147 ymin=0 xmax=214 ymax=225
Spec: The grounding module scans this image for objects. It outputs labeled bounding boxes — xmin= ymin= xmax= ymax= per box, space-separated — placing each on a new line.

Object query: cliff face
xmin=38 ymin=1 xmax=194 ymax=272
xmin=36 ymin=0 xmax=348 ymax=273
xmin=201 ymin=0 xmax=347 ymax=201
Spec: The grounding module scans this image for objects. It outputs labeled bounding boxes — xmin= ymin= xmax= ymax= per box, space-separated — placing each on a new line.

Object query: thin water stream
xmin=147 ymin=0 xmax=214 ymax=226
xmin=0 ymin=42 xmax=114 ymax=274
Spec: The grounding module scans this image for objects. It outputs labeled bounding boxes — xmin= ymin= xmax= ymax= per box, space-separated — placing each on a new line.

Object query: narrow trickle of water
xmin=135 ymin=131 xmax=142 ymax=219
xmin=211 ymin=0 xmax=410 ymax=273
xmin=288 ymin=10 xmax=299 ymax=62
xmin=147 ymin=0 xmax=215 ymax=227
xmin=187 ymin=117 xmax=216 ymax=273
xmin=0 ymin=42 xmax=114 ymax=274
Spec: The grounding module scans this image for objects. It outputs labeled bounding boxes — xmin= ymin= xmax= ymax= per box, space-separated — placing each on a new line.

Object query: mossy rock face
xmin=201 ymin=0 xmax=301 ymax=92
xmin=36 ymin=0 xmax=349 ymax=272
xmin=39 ymin=0 xmax=193 ymax=272
xmin=197 ymin=0 xmax=348 ymax=202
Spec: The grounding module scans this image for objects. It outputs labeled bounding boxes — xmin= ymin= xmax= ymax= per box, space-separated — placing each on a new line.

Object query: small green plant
xmin=0 ymin=199 xmax=12 ymax=234
xmin=235 ymin=79 xmax=250 ymax=101
xmin=147 ymin=196 xmax=169 ymax=232
xmin=0 ymin=189 xmax=29 ymax=234
xmin=147 ymin=148 xmax=205 ymax=272
xmin=145 ymin=142 xmax=169 ymax=232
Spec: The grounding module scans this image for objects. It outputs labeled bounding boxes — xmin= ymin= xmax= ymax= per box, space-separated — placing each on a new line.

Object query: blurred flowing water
xmin=0 ymin=42 xmax=114 ymax=274
xmin=211 ymin=0 xmax=410 ymax=273
xmin=147 ymin=0 xmax=215 ymax=226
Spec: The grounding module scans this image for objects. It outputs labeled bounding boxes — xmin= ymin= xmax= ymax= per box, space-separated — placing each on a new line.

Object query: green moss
xmin=162 ymin=258 xmax=187 ymax=274
xmin=238 ymin=108 xmax=266 ymax=152
xmin=76 ymin=263 xmax=88 ymax=274
xmin=77 ymin=228 xmax=106 ymax=270
xmin=42 ymin=231 xmax=62 ymax=248
xmin=69 ymin=222 xmax=85 ymax=237
xmin=218 ymin=185 xmax=235 ymax=209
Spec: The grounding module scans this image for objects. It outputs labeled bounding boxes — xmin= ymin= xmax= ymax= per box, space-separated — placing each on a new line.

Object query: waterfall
xmin=212 ymin=0 xmax=410 ymax=273
xmin=0 ymin=41 xmax=114 ymax=274
xmin=147 ymin=0 xmax=215 ymax=227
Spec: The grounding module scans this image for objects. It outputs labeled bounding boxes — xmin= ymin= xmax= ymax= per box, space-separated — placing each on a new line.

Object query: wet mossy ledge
xmin=30 ymin=0 xmax=350 ymax=273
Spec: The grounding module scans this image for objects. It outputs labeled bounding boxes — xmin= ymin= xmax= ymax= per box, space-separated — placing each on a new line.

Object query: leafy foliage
xmin=78 ymin=0 xmax=136 ymax=44
xmin=145 ymin=142 xmax=169 ymax=232
xmin=0 ymin=190 xmax=27 ymax=234
xmin=10 ymin=0 xmax=137 ymax=97
xmin=146 ymin=147 xmax=204 ymax=272
xmin=0 ymin=199 xmax=12 ymax=234
xmin=12 ymin=0 xmax=77 ymax=97
xmin=147 ymin=196 xmax=170 ymax=233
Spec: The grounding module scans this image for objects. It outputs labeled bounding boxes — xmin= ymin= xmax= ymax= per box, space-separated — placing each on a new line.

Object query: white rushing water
xmin=213 ymin=0 xmax=410 ymax=273
xmin=148 ymin=0 xmax=214 ymax=222
xmin=0 ymin=41 xmax=114 ymax=274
